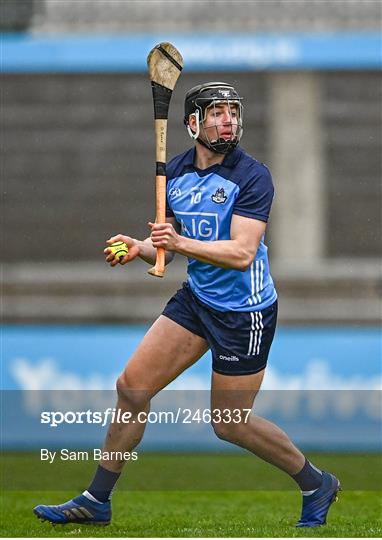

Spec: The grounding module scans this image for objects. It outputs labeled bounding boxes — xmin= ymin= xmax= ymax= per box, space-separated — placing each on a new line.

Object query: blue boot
xmin=33 ymin=494 xmax=111 ymax=525
xmin=296 ymin=471 xmax=341 ymax=527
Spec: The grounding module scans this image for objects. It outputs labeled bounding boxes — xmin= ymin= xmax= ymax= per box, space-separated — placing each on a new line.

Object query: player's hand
xmin=149 ymin=222 xmax=181 ymax=252
xmin=104 ymin=234 xmax=140 ymax=266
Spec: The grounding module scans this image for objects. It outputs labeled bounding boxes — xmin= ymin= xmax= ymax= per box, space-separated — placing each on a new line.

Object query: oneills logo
xmin=219 ymin=354 xmax=239 ymax=362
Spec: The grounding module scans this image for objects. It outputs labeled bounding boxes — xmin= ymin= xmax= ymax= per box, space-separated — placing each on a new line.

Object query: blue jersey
xmin=166 ymin=146 xmax=277 ymax=312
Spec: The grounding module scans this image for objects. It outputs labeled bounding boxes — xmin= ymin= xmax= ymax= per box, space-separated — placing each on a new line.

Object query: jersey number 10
xmin=190 ymin=191 xmax=202 ymax=204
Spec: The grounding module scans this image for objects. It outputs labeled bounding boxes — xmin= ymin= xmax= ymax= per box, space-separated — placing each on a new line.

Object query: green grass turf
xmin=1 ymin=453 xmax=381 ymax=537
xmin=2 ymin=452 xmax=382 ymax=491
xmin=1 ymin=490 xmax=381 ymax=537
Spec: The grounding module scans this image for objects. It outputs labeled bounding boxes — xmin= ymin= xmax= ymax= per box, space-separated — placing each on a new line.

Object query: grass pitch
xmin=1 ymin=453 xmax=381 ymax=537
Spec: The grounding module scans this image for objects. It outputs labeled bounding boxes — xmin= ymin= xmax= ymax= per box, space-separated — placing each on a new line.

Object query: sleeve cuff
xmin=232 ymin=210 xmax=269 ymax=222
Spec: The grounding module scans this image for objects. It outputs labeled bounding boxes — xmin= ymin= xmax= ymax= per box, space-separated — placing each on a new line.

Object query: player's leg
xmin=211 ymin=370 xmax=340 ymax=527
xmin=201 ymin=298 xmax=339 ymax=527
xmin=34 ymin=301 xmax=209 ymax=525
xmin=211 ymin=369 xmax=306 ymax=474
xmin=205 ymin=299 xmax=315 ymax=474
xmin=100 ymin=314 xmax=208 ymax=473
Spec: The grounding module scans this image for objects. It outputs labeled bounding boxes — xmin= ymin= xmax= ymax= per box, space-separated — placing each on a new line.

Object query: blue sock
xmin=86 ymin=465 xmax=121 ymax=503
xmin=292 ymin=458 xmax=323 ymax=492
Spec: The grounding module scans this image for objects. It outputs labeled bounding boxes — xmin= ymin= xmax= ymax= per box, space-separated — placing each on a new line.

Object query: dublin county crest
xmin=211 ymin=187 xmax=227 ymax=204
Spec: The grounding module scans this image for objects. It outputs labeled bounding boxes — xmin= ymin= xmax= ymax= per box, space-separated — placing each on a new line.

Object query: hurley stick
xmin=147 ymin=42 xmax=183 ymax=277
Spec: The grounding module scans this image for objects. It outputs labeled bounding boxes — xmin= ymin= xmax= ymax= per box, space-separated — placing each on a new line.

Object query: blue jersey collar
xmin=183 ymin=146 xmax=243 ymax=172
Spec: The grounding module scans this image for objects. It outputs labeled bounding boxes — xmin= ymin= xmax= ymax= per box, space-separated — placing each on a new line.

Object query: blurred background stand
xmin=1 ymin=0 xmax=381 ymax=326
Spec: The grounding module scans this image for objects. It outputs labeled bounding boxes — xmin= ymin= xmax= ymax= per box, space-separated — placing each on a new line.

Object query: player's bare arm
xmin=104 ymin=218 xmax=178 ymax=267
xmin=150 ymin=214 xmax=266 ymax=271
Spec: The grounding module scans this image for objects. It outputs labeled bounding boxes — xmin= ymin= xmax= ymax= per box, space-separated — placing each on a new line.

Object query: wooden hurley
xmin=147 ymin=42 xmax=183 ymax=277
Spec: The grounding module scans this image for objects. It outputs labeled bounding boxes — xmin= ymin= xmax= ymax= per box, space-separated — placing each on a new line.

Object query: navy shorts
xmin=162 ymin=282 xmax=278 ymax=376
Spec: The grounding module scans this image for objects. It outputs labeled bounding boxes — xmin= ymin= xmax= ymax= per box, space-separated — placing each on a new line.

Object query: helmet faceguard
xmin=184 ymin=82 xmax=243 ymax=154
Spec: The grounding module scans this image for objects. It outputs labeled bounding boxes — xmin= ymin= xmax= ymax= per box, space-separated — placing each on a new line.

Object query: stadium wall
xmin=3 ymin=68 xmax=381 ymax=261
xmin=2 ymin=32 xmax=381 ymax=324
